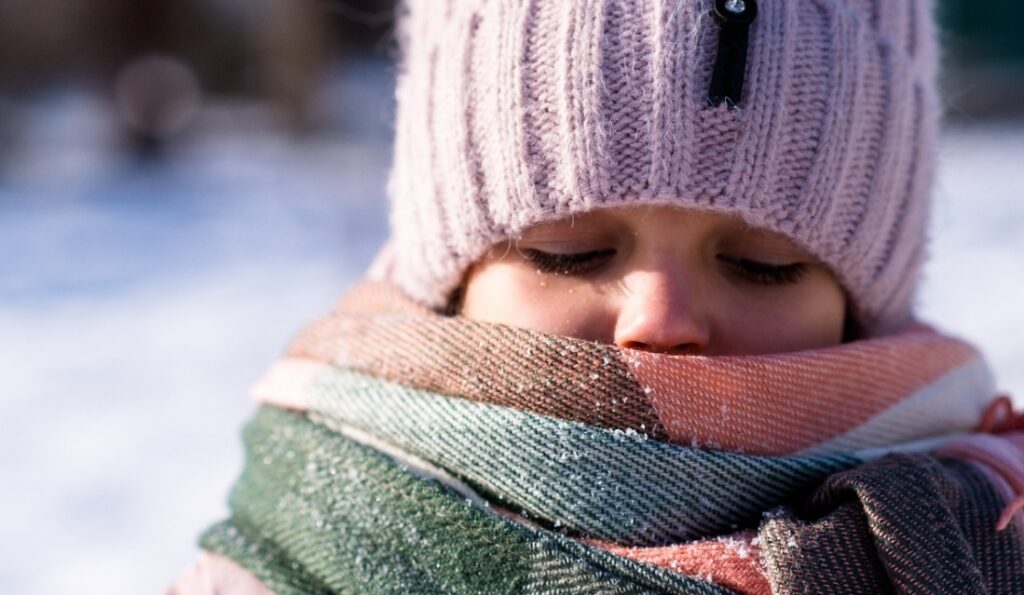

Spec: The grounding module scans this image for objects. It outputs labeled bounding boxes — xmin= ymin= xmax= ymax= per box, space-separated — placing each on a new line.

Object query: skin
xmin=459 ymin=205 xmax=849 ymax=356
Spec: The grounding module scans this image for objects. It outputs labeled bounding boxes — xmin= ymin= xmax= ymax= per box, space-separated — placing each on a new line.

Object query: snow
xmin=921 ymin=123 xmax=1024 ymax=397
xmin=0 ymin=69 xmax=392 ymax=594
xmin=0 ymin=69 xmax=1021 ymax=594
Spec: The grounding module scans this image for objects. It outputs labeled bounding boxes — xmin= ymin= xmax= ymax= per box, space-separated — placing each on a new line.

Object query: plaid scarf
xmin=197 ymin=281 xmax=1024 ymax=594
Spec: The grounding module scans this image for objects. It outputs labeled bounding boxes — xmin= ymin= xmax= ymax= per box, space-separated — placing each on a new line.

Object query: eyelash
xmin=522 ymin=250 xmax=807 ymax=285
xmin=716 ymin=255 xmax=807 ymax=285
xmin=522 ymin=249 xmax=615 ymax=275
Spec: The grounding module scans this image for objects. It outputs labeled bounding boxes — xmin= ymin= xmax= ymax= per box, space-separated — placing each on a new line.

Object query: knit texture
xmin=387 ymin=0 xmax=941 ymax=336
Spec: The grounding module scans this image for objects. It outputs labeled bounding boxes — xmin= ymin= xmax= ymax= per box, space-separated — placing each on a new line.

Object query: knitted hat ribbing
xmin=386 ymin=0 xmax=940 ymax=337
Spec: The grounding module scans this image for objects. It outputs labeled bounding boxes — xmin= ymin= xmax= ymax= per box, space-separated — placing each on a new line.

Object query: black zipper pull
xmin=709 ymin=0 xmax=758 ymax=108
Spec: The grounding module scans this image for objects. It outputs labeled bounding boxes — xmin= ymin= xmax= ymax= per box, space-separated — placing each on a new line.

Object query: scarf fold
xmin=200 ymin=281 xmax=1024 ymax=594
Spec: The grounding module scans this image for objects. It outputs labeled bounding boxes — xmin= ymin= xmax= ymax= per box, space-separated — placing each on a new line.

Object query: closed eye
xmin=717 ymin=254 xmax=807 ymax=285
xmin=521 ymin=248 xmax=616 ymax=276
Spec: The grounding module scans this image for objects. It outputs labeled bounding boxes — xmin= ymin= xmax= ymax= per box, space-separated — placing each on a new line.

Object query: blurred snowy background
xmin=0 ymin=1 xmax=1021 ymax=594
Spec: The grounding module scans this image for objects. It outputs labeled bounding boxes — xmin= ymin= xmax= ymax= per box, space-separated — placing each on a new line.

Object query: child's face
xmin=460 ymin=205 xmax=847 ymax=356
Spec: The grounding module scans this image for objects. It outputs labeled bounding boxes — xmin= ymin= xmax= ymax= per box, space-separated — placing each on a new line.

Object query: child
xmin=172 ymin=0 xmax=1024 ymax=592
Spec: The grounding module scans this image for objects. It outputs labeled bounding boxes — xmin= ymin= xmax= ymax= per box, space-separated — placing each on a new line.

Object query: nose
xmin=613 ymin=269 xmax=710 ymax=355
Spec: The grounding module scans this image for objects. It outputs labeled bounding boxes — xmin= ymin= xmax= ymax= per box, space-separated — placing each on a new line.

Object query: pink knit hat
xmin=385 ymin=0 xmax=940 ymax=337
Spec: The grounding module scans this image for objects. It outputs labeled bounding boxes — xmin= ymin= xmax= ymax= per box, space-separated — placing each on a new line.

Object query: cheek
xmin=719 ymin=276 xmax=847 ymax=352
xmin=462 ymin=260 xmax=847 ymax=353
xmin=461 ymin=263 xmax=611 ymax=339
xmin=794 ymin=274 xmax=849 ymax=343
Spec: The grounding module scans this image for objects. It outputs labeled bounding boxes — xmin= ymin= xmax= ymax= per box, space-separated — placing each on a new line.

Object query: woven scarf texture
xmin=198 ymin=281 xmax=1024 ymax=594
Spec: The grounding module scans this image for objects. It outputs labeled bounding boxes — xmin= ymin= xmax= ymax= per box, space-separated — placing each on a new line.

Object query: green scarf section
xmin=200 ymin=406 xmax=731 ymax=594
xmin=195 ymin=283 xmax=1024 ymax=593
xmin=303 ymin=369 xmax=860 ymax=545
xmin=200 ymin=370 xmax=1024 ymax=593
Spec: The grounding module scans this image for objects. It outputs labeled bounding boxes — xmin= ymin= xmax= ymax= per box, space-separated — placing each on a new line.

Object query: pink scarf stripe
xmin=805 ymin=359 xmax=995 ymax=455
xmin=246 ymin=280 xmax=1024 ymax=589
xmin=272 ymin=282 xmax=992 ymax=455
xmin=594 ymin=532 xmax=771 ymax=595
xmin=627 ymin=329 xmax=988 ymax=454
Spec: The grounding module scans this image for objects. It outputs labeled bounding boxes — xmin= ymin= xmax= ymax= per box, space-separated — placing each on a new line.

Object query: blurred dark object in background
xmin=940 ymin=0 xmax=1024 ymax=120
xmin=87 ymin=0 xmax=231 ymax=155
xmin=112 ymin=54 xmax=202 ymax=157
xmin=0 ymin=0 xmax=1019 ymax=163
xmin=0 ymin=0 xmax=398 ymax=159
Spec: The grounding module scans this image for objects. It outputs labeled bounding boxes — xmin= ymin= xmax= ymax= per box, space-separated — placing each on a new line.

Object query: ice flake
xmin=609 ymin=427 xmax=647 ymax=443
